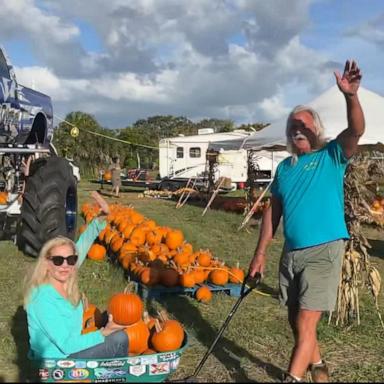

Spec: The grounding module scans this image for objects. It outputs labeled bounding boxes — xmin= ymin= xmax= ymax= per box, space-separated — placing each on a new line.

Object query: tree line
xmin=52 ymin=111 xmax=269 ymax=178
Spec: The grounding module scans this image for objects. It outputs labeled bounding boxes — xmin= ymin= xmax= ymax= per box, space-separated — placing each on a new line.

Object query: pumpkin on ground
xmin=87 ymin=244 xmax=107 ymax=261
xmin=195 ymin=286 xmax=212 ymax=303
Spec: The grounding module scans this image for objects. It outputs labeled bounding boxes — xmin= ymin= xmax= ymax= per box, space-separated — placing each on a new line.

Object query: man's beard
xmin=291 ymin=130 xmax=319 ymax=150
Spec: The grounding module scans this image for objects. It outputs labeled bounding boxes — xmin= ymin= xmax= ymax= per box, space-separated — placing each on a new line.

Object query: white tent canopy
xmin=209 ymin=85 xmax=384 ymax=152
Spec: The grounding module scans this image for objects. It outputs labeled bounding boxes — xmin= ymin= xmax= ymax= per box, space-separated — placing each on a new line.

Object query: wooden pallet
xmin=132 ymin=281 xmax=242 ymax=299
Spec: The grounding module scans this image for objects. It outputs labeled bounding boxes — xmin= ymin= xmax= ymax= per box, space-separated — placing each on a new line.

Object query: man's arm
xmin=335 ymin=60 xmax=365 ymax=159
xmin=248 ymin=195 xmax=282 ymax=277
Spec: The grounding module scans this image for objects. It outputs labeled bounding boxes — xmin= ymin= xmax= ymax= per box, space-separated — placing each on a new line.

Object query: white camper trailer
xmin=159 ymin=129 xmax=288 ymax=190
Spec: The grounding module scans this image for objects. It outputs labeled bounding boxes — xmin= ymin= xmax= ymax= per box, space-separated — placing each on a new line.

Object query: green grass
xmin=0 ymin=180 xmax=383 ymax=382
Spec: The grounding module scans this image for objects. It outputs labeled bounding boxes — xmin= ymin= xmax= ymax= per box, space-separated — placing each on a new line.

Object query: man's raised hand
xmin=334 ymin=59 xmax=362 ymax=96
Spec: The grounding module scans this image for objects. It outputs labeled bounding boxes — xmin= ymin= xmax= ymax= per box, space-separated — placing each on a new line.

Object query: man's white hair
xmin=286 ymin=105 xmax=326 ymax=164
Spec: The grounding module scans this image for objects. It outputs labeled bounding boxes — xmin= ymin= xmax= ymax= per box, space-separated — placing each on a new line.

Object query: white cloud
xmin=3 ymin=0 xmax=350 ymax=128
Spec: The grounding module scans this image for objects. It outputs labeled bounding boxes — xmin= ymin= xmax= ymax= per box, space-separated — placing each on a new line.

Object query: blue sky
xmin=0 ymin=0 xmax=383 ymax=128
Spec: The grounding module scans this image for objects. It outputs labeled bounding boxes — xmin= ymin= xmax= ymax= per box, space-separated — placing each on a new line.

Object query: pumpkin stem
xmin=236 ymin=261 xmax=240 ymax=269
xmin=123 ymin=281 xmax=137 ymax=294
xmin=154 ymin=318 xmax=163 ymax=333
xmin=157 ymin=309 xmax=169 ymax=323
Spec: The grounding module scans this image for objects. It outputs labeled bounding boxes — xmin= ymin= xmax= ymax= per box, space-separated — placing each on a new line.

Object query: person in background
xmin=110 ymin=156 xmax=122 ymax=198
xmin=248 ymin=60 xmax=364 ymax=383
xmin=24 ymin=191 xmax=128 ymax=359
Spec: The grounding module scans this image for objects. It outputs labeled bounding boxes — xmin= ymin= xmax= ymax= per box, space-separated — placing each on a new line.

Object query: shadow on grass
xmin=10 ymin=306 xmax=41 ymax=383
xmin=368 ymin=239 xmax=384 ymax=259
xmin=146 ymin=295 xmax=283 ymax=382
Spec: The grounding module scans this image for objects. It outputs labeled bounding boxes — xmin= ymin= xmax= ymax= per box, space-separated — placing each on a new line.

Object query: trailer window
xmin=190 ymin=147 xmax=201 ymax=158
xmin=176 ymin=147 xmax=184 ymax=158
xmin=0 ymin=51 xmax=9 ymax=79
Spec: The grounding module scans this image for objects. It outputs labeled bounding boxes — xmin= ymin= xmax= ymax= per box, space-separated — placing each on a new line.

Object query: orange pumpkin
xmin=110 ymin=236 xmax=124 ymax=253
xmin=229 ymin=263 xmax=245 ymax=284
xmin=103 ymin=170 xmax=112 ymax=181
xmin=120 ymin=242 xmax=138 ymax=256
xmin=140 ymin=267 xmax=161 ymax=286
xmin=209 ymin=269 xmax=229 ymax=285
xmin=81 ymin=295 xmax=103 ymax=334
xmin=179 ymin=272 xmax=195 ymax=288
xmin=146 ymin=229 xmax=163 ymax=245
xmin=130 ymin=211 xmax=145 ymax=225
xmin=87 ymin=244 xmax=107 ymax=261
xmin=173 ymin=252 xmax=189 ymax=268
xmin=158 ymin=311 xmax=184 ymax=340
xmin=120 ymin=253 xmax=134 ymax=270
xmin=130 ymin=228 xmax=147 ymax=246
xmin=122 ymin=223 xmax=136 ymax=239
xmin=108 ymin=292 xmax=143 ymax=326
xmin=193 ymin=269 xmax=206 ymax=284
xmin=195 ymin=286 xmax=212 ymax=303
xmin=125 ymin=320 xmax=150 ymax=355
xmin=151 ymin=319 xmax=184 ymax=353
xmin=197 ymin=250 xmax=212 ymax=267
xmin=165 ymin=229 xmax=184 ymax=250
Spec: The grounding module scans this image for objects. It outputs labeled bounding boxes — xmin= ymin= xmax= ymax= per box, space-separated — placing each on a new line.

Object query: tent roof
xmin=209 ymin=85 xmax=384 ymax=151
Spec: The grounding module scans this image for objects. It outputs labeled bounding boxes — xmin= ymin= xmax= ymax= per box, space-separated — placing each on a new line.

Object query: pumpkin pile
xmin=81 ymin=202 xmax=245 ymax=303
xmin=82 ymin=288 xmax=185 ymax=356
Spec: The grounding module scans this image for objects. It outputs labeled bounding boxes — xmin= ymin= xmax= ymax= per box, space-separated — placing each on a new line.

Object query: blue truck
xmin=0 ymin=47 xmax=77 ymax=256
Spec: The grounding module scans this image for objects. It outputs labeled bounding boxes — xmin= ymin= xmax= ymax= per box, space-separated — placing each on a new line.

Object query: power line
xmin=53 ymin=114 xmax=159 ymax=150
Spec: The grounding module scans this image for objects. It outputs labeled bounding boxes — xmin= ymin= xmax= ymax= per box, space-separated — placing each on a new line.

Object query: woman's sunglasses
xmin=47 ymin=255 xmax=78 ymax=266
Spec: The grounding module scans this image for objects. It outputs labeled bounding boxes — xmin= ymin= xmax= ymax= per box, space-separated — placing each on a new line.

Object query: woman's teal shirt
xmin=26 ymin=219 xmax=106 ymax=359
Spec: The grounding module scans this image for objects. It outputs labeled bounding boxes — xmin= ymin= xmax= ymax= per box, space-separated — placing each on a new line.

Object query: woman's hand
xmin=100 ymin=314 xmax=126 ymax=337
xmin=91 ymin=191 xmax=110 ymax=216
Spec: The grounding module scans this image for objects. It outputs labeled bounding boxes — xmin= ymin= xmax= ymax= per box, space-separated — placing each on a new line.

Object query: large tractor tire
xmin=17 ymin=156 xmax=78 ymax=257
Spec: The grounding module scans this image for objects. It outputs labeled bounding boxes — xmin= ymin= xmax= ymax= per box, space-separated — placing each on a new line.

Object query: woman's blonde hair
xmin=286 ymin=105 xmax=326 ymax=164
xmin=23 ymin=236 xmax=80 ymax=307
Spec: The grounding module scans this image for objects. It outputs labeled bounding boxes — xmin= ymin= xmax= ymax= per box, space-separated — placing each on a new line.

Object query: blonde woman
xmin=24 ymin=191 xmax=127 ymax=360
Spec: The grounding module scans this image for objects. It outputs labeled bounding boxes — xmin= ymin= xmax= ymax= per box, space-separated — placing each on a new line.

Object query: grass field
xmin=0 ymin=180 xmax=383 ymax=382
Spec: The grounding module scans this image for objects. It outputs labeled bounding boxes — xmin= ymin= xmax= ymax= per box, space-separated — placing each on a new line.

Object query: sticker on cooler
xmin=149 ymin=362 xmax=170 ymax=375
xmin=57 ymin=360 xmax=76 ymax=368
xmin=68 ymin=368 xmax=89 ymax=380
xmin=140 ymin=355 xmax=158 ymax=365
xmin=86 ymin=361 xmax=98 ymax=368
xmin=129 ymin=365 xmax=146 ymax=377
xmin=94 ymin=367 xmax=128 ymax=380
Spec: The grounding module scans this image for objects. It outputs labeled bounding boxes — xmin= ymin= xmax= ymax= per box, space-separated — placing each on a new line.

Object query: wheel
xmin=17 ymin=157 xmax=78 ymax=257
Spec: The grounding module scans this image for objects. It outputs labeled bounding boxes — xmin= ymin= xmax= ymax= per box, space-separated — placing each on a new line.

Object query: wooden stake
xmin=237 ymin=179 xmax=273 ymax=231
xmin=176 ymin=177 xmax=192 ymax=208
xmin=202 ymin=177 xmax=225 ymax=216
xmin=177 ymin=179 xmax=198 ymax=209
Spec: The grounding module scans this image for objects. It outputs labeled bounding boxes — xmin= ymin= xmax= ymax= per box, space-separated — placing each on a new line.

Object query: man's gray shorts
xmin=279 ymin=239 xmax=345 ymax=311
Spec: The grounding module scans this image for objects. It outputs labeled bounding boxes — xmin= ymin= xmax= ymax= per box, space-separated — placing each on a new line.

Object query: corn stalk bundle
xmin=244 ymin=150 xmax=262 ymax=216
xmin=331 ymin=152 xmax=384 ymax=327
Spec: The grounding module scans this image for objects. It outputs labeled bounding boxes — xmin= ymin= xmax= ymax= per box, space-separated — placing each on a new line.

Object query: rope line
xmin=54 ymin=114 xmax=159 ymax=150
